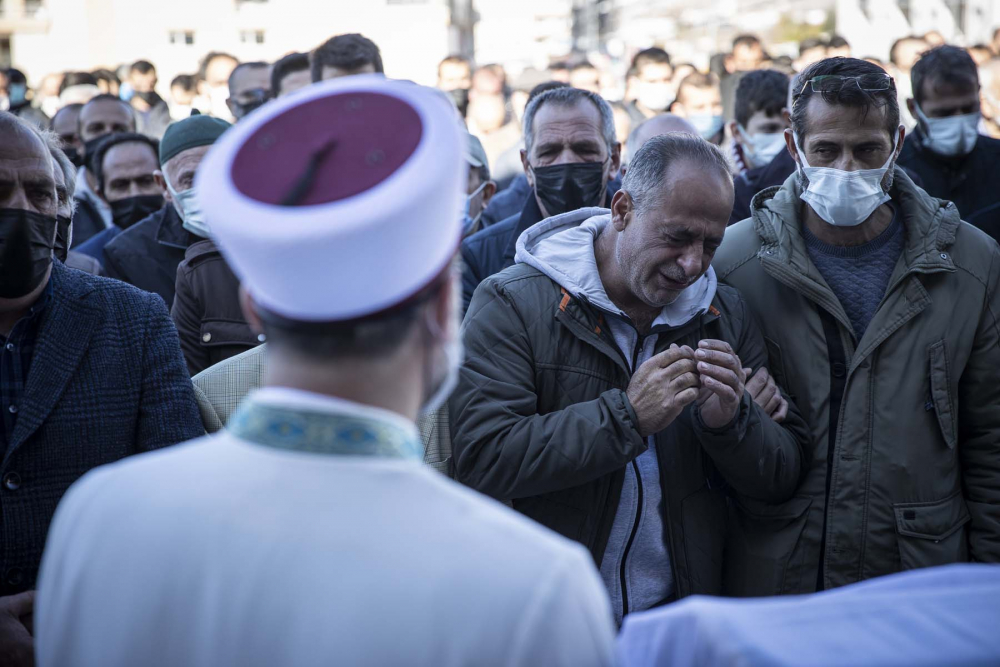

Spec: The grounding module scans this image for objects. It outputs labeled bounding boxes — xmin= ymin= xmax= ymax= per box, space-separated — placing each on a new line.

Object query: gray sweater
xmin=804 ymin=211 xmax=904 ymax=341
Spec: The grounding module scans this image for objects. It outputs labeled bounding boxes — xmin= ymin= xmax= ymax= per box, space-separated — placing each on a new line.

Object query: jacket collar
xmin=228 ymin=388 xmax=424 ymax=460
xmin=5 ymin=262 xmax=101 ymax=465
xmin=750 ymin=166 xmax=960 ymax=275
xmin=154 ymin=204 xmax=194 ymax=250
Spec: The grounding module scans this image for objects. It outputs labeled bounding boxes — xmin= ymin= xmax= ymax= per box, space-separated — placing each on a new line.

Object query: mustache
xmin=660 ymin=268 xmax=695 ymax=287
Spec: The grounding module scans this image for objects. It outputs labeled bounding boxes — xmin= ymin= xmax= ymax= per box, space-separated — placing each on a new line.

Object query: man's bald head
xmin=0 ymin=111 xmax=57 ymax=216
xmin=625 ymin=114 xmax=698 ymax=166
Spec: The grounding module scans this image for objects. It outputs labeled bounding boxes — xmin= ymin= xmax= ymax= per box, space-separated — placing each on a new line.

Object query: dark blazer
xmin=0 ymin=262 xmax=203 ymax=595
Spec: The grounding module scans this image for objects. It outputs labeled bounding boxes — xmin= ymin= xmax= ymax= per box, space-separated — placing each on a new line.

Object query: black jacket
xmin=730 ymin=150 xmax=796 ymax=226
xmin=461 ymin=182 xmax=620 ymax=313
xmin=0 ymin=262 xmax=202 ymax=594
xmin=898 ymin=130 xmax=1000 ymax=244
xmin=171 ymin=239 xmax=261 ymax=376
xmin=102 ymin=204 xmax=196 ymax=306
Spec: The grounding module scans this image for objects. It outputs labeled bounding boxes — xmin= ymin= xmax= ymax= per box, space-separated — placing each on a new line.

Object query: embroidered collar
xmin=228 ymin=389 xmax=423 ymax=460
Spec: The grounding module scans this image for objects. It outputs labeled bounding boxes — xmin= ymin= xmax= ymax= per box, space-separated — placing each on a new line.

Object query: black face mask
xmin=54 ymin=215 xmax=72 ymax=263
xmin=0 ymin=208 xmax=57 ymax=299
xmin=63 ymin=145 xmax=84 ymax=169
xmin=446 ymin=88 xmax=470 ymax=117
xmin=231 ymin=89 xmax=270 ymax=120
xmin=83 ymin=136 xmax=106 ymax=173
xmin=110 ymin=195 xmax=163 ymax=230
xmin=531 ymin=161 xmax=607 ymax=217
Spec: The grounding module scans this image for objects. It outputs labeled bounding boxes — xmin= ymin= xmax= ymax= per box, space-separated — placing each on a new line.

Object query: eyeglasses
xmin=797 ymin=73 xmax=894 ymax=97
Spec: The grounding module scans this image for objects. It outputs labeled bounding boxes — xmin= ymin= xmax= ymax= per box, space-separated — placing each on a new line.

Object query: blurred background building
xmin=2 ymin=0 xmax=1000 ymax=86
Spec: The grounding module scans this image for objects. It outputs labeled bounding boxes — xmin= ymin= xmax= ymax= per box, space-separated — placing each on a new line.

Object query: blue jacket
xmin=479 ymin=174 xmax=531 ymax=230
xmin=74 ymin=225 xmax=122 ymax=262
xmin=0 ymin=262 xmax=203 ymax=594
xmin=461 ymin=181 xmax=620 ymax=314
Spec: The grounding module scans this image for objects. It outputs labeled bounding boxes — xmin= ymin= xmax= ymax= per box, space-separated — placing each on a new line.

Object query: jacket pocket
xmin=724 ymin=495 xmax=813 ymax=597
xmin=894 ymin=492 xmax=970 ymax=570
xmin=928 ymin=340 xmax=957 ymax=449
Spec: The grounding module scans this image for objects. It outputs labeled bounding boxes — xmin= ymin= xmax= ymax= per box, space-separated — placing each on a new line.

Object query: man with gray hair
xmin=460 ymin=86 xmax=621 ymax=312
xmin=451 ymin=132 xmax=809 ymax=624
xmin=28 ymin=125 xmax=103 ymax=274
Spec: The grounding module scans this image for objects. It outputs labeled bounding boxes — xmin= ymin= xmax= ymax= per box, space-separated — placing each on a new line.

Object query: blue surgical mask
xmin=166 ymin=178 xmax=210 ymax=238
xmin=8 ymin=83 xmax=27 ymax=106
xmin=914 ymin=104 xmax=980 ymax=157
xmin=461 ymin=181 xmax=488 ymax=236
xmin=738 ymin=125 xmax=787 ymax=168
xmin=688 ymin=114 xmax=725 ymax=141
xmin=794 ymin=129 xmax=900 ymax=227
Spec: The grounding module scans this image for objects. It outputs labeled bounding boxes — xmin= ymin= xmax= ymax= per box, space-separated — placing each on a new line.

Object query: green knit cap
xmin=159 ymin=115 xmax=232 ymax=166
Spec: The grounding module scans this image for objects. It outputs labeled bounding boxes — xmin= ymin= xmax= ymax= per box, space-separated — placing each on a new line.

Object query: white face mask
xmin=419 ymin=274 xmax=463 ymax=417
xmin=914 ymin=104 xmax=980 ymax=157
xmin=166 ymin=178 xmax=210 ymax=238
xmin=739 ymin=126 xmax=787 ymax=168
xmin=794 ymin=129 xmax=900 ymax=228
xmin=461 ymin=181 xmax=488 ymax=236
xmin=636 ymin=81 xmax=672 ymax=113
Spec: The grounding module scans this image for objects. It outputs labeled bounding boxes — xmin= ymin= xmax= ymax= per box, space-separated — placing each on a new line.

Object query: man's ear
xmin=894 ymin=125 xmax=906 ymax=159
xmin=239 ymin=286 xmax=265 ymax=336
xmin=154 ymin=171 xmax=172 ymax=204
xmin=784 ymin=127 xmax=799 ymax=165
xmin=610 ymin=190 xmax=632 ymax=231
xmin=906 ymin=97 xmax=917 ymax=119
xmin=728 ymin=121 xmax=741 ymax=145
xmin=781 ymin=108 xmax=791 ymax=126
xmin=520 ymin=148 xmax=533 ymax=189
xmin=481 ymin=180 xmax=497 ymax=209
xmin=609 ymin=141 xmax=622 ymax=176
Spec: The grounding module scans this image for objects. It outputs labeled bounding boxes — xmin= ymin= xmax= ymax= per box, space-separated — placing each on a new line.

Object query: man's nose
xmin=677 ymin=247 xmax=704 ymax=279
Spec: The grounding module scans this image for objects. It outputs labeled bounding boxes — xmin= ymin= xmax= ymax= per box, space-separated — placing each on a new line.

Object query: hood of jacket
xmin=514 ymin=207 xmax=717 ymax=328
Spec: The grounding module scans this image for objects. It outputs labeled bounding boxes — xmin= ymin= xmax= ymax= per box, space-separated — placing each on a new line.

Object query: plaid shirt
xmin=0 ymin=280 xmax=53 ymax=456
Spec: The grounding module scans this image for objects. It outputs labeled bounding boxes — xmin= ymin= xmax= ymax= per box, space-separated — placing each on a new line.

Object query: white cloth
xmin=616 ymin=564 xmax=1000 ymax=667
xmin=36 ymin=389 xmax=616 ymax=667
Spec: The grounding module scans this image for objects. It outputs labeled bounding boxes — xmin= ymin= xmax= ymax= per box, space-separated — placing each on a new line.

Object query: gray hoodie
xmin=515 ymin=208 xmax=717 ymax=625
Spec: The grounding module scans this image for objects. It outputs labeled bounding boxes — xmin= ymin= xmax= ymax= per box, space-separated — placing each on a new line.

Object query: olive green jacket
xmin=713 ymin=168 xmax=1000 ymax=594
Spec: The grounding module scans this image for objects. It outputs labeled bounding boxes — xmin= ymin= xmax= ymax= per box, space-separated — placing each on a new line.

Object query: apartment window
xmin=240 ymin=30 xmax=265 ymax=44
xmin=169 ymin=31 xmax=195 ymax=45
xmin=24 ymin=0 xmax=43 ymax=17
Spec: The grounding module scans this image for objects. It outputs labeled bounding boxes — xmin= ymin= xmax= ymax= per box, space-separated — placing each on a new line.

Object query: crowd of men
xmin=0 ymin=25 xmax=999 ymax=667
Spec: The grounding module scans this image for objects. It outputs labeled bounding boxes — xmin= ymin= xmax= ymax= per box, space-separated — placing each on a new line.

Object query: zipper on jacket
xmin=620 ymin=457 xmax=644 ymax=619
xmin=618 ymin=330 xmax=647 ymax=620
